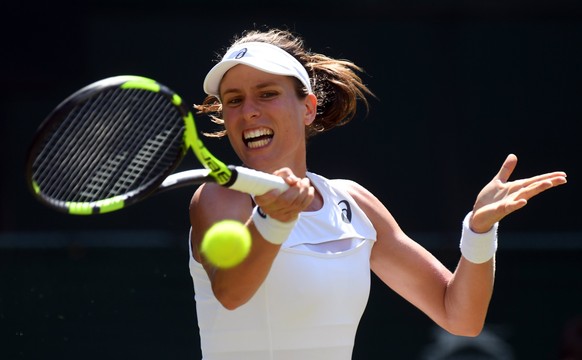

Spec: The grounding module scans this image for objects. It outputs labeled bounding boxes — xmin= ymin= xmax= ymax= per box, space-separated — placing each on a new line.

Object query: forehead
xmin=220 ymin=64 xmax=295 ymax=91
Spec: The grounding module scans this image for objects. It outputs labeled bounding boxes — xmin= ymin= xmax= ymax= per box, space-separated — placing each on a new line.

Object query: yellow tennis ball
xmin=201 ymin=220 xmax=251 ymax=269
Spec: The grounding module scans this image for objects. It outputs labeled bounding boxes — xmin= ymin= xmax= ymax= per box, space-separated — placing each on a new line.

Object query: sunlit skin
xmin=219 ymin=65 xmax=322 ymax=219
xmin=220 ymin=65 xmax=317 ymax=178
xmin=189 ymin=66 xmax=320 ymax=310
xmin=191 ymin=64 xmax=568 ymax=334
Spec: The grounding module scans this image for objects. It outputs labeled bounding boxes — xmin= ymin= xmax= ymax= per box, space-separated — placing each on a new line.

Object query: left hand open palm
xmin=470 ymin=154 xmax=567 ymax=233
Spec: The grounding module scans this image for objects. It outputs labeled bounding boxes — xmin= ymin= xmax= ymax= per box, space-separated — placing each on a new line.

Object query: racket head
xmin=25 ymin=76 xmax=193 ymax=215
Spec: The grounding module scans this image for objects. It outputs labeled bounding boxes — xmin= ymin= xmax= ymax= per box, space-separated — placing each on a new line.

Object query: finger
xmin=255 ymin=168 xmax=298 ymax=206
xmin=495 ymin=153 xmax=518 ymax=183
xmin=273 ymin=167 xmax=299 ymax=182
xmin=256 ymin=178 xmax=313 ymax=221
xmin=515 ymin=171 xmax=567 ymax=188
xmin=503 ymin=198 xmax=529 ymax=215
xmin=292 ymin=178 xmax=315 ymax=209
xmin=514 ymin=179 xmax=561 ymax=201
xmin=254 ymin=188 xmax=283 ymax=207
xmin=279 ymin=178 xmax=313 ymax=210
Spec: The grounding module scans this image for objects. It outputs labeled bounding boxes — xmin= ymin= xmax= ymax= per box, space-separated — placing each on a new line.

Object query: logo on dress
xmin=338 ymin=200 xmax=352 ymax=223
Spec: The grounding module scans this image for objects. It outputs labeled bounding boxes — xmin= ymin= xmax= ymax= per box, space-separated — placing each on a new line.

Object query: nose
xmin=242 ymin=98 xmax=260 ymax=121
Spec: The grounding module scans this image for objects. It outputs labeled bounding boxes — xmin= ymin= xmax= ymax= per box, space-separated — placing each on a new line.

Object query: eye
xmin=260 ymin=91 xmax=278 ymax=99
xmin=223 ymin=96 xmax=242 ymax=106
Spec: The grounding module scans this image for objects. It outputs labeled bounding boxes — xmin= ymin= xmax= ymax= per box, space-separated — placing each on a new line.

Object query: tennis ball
xmin=200 ymin=220 xmax=251 ymax=269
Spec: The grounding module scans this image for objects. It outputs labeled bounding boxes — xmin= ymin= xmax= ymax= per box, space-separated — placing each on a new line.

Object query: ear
xmin=303 ymin=93 xmax=318 ymax=126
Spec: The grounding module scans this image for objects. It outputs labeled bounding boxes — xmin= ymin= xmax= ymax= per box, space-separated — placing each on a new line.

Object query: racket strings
xmin=34 ymin=92 xmax=116 ymax=200
xmin=35 ymin=89 xmax=140 ymax=202
xmin=56 ymin=89 xmax=138 ymax=200
xmin=32 ymin=88 xmax=185 ymax=203
xmin=108 ymin=94 xmax=182 ymax=196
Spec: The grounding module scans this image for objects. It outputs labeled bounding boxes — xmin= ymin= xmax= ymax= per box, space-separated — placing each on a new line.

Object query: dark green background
xmin=2 ymin=1 xmax=581 ymax=359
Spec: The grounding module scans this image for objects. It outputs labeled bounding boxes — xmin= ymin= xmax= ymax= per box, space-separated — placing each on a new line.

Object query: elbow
xmin=212 ymin=285 xmax=251 ymax=311
xmin=452 ymin=327 xmax=484 ymax=338
xmin=446 ymin=321 xmax=485 ymax=338
xmin=219 ymin=297 xmax=245 ymax=311
xmin=220 ymin=301 xmax=241 ymax=311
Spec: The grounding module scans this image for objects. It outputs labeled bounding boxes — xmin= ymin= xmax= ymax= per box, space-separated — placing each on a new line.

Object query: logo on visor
xmin=235 ymin=48 xmax=248 ymax=59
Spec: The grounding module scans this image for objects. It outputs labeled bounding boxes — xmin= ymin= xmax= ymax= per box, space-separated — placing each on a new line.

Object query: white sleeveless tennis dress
xmin=189 ymin=172 xmax=377 ymax=360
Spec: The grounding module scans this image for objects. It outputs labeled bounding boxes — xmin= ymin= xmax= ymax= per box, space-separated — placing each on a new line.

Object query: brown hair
xmin=195 ymin=28 xmax=375 ymax=139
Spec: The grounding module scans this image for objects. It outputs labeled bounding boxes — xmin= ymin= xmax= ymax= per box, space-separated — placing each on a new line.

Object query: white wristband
xmin=460 ymin=212 xmax=498 ymax=264
xmin=252 ymin=206 xmax=297 ymax=245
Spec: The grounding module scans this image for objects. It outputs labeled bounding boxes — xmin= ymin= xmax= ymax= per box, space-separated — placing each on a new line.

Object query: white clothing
xmin=189 ymin=172 xmax=377 ymax=360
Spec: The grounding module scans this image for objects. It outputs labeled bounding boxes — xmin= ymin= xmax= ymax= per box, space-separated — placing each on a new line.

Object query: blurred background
xmin=1 ymin=0 xmax=581 ymax=359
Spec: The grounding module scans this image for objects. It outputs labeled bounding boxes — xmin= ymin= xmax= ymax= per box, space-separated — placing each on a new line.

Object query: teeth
xmin=244 ymin=128 xmax=273 ymax=140
xmin=243 ymin=128 xmax=274 ymax=149
xmin=248 ymin=138 xmax=271 ymax=149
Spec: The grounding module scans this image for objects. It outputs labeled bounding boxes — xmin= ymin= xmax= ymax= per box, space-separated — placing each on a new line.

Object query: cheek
xmin=221 ymin=112 xmax=237 ymax=134
xmin=224 ymin=123 xmax=239 ymax=146
xmin=221 ymin=117 xmax=240 ymax=146
xmin=279 ymin=118 xmax=307 ymax=142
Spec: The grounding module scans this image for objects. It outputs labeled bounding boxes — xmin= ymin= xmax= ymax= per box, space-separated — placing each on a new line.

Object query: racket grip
xmin=227 ymin=166 xmax=289 ymax=195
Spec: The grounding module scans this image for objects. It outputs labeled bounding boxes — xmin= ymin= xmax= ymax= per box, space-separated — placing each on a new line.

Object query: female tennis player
xmin=188 ymin=28 xmax=567 ymax=359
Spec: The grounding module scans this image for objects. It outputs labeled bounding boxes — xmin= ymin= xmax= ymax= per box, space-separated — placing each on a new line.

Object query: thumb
xmin=495 ymin=153 xmax=518 ymax=183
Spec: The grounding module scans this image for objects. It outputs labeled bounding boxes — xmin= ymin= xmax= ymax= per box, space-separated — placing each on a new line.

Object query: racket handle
xmin=160 ymin=169 xmax=212 ymax=191
xmin=227 ymin=166 xmax=289 ymax=195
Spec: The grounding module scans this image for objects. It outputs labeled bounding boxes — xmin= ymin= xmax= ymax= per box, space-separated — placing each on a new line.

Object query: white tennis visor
xmin=203 ymin=41 xmax=313 ymax=97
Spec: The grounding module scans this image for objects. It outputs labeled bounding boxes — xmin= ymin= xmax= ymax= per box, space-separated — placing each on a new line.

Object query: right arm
xmin=189 ymin=168 xmax=314 ymax=310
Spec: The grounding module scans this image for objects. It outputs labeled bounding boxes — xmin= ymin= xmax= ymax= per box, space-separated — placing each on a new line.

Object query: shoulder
xmin=308 ymin=172 xmax=365 ymax=196
xmin=189 ymin=183 xmax=254 ymax=222
xmin=190 ymin=182 xmax=234 ymax=205
xmin=328 ymin=179 xmax=401 ymax=234
xmin=329 ymin=179 xmax=375 ymax=205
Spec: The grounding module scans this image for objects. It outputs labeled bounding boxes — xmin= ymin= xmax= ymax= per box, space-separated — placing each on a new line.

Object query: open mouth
xmin=243 ymin=128 xmax=274 ymax=149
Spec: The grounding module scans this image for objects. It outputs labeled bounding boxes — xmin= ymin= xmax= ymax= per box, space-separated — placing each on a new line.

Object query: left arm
xmin=348 ymin=153 xmax=567 ymax=336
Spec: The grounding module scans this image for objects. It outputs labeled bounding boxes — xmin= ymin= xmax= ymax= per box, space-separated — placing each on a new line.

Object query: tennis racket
xmin=25 ymin=75 xmax=288 ymax=215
